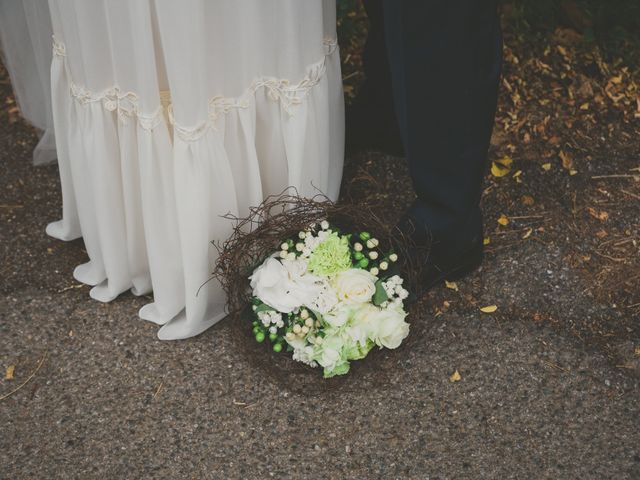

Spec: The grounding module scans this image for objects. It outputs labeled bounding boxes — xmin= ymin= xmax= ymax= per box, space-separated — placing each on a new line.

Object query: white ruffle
xmin=48 ymin=37 xmax=344 ymax=339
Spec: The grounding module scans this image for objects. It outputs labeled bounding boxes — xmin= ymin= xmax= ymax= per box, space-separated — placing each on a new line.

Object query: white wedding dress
xmin=0 ymin=0 xmax=344 ymax=339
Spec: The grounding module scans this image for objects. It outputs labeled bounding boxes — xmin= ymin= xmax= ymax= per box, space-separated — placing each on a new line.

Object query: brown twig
xmin=591 ymin=174 xmax=640 ymax=180
xmin=0 ymin=352 xmax=47 ymax=401
xmin=153 ymin=380 xmax=164 ymax=399
xmin=621 ymin=189 xmax=640 ymax=200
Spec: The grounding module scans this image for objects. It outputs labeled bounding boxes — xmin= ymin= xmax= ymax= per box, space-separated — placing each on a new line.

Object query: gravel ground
xmin=1 ymin=68 xmax=639 ymax=478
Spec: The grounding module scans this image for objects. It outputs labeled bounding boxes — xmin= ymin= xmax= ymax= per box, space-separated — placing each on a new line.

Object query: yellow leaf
xmin=5 ymin=365 xmax=15 ymax=380
xmin=569 ymin=169 xmax=578 ymax=176
xmin=445 ymin=280 xmax=459 ymax=291
xmin=512 ymin=169 xmax=522 ymax=182
xmin=579 ymin=103 xmax=590 ymax=110
xmin=480 ymin=305 xmax=498 ymax=313
xmin=449 ymin=370 xmax=462 ymax=382
xmin=610 ymin=75 xmax=623 ymax=84
xmin=542 ymin=163 xmax=552 ymax=171
xmin=496 ymin=155 xmax=513 ymax=167
xmin=497 ymin=215 xmax=509 ymax=226
xmin=491 ymin=162 xmax=509 ymax=177
xmin=559 ymin=150 xmax=573 ymax=170
xmin=483 ymin=237 xmax=491 ymax=246
xmin=491 ymin=156 xmax=513 ymax=178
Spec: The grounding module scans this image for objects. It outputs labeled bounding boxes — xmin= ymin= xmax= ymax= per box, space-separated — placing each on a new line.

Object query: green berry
xmin=353 ymin=251 xmax=364 ymax=260
xmin=255 ymin=331 xmax=266 ymax=343
xmin=358 ymin=258 xmax=370 ymax=268
xmin=269 ymin=332 xmax=278 ymax=342
xmin=252 ymin=326 xmax=261 ymax=335
xmin=273 ymin=343 xmax=283 ymax=353
xmin=359 ymin=231 xmax=371 ymax=241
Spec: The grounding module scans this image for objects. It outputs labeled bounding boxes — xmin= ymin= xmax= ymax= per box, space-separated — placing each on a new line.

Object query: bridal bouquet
xmin=247 ymin=221 xmax=410 ymax=378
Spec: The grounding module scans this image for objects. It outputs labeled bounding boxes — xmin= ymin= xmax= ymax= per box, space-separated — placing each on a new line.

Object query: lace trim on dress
xmin=52 ymin=36 xmax=339 ymax=141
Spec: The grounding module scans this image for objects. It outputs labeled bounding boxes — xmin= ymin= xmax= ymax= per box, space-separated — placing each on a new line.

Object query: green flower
xmin=307 ymin=232 xmax=352 ymax=276
xmin=312 ymin=334 xmax=350 ymax=378
xmin=323 ymin=361 xmax=350 ymax=378
xmin=343 ymin=338 xmax=374 ymax=361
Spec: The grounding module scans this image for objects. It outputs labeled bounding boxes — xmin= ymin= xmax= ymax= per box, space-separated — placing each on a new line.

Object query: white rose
xmin=369 ymin=307 xmax=410 ymax=349
xmin=347 ymin=304 xmax=379 ymax=346
xmin=332 ymin=269 xmax=377 ymax=305
xmin=347 ymin=304 xmax=409 ymax=349
xmin=323 ymin=305 xmax=351 ymax=328
xmin=249 ymin=256 xmax=321 ymax=313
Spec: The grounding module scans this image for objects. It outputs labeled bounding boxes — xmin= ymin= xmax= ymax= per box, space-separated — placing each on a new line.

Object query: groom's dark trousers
xmin=363 ymin=0 xmax=502 ymax=253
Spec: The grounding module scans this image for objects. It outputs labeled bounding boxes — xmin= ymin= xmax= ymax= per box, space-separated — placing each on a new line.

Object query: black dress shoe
xmin=393 ymin=213 xmax=484 ymax=291
xmin=421 ymin=238 xmax=484 ymax=289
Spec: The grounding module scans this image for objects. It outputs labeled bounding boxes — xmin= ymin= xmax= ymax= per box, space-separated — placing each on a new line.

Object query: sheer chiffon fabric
xmin=44 ymin=0 xmax=344 ymax=339
xmin=0 ymin=0 xmax=57 ymax=165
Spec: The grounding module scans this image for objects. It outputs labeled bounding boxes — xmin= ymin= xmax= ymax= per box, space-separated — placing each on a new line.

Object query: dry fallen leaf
xmin=521 ymin=195 xmax=535 ymax=206
xmin=5 ymin=365 xmax=15 ymax=380
xmin=542 ymin=163 xmax=552 ymax=171
xmin=522 ymin=228 xmax=533 ymax=239
xmin=480 ymin=305 xmax=498 ymax=313
xmin=497 ymin=215 xmax=509 ymax=226
xmin=491 ymin=162 xmax=509 ymax=177
xmin=491 ymin=156 xmax=513 ymax=178
xmin=588 ymin=207 xmax=609 ymax=222
xmin=449 ymin=370 xmax=462 ymax=382
xmin=513 ymin=169 xmax=523 ymax=183
xmin=445 ymin=280 xmax=459 ymax=292
xmin=559 ymin=150 xmax=574 ymax=170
